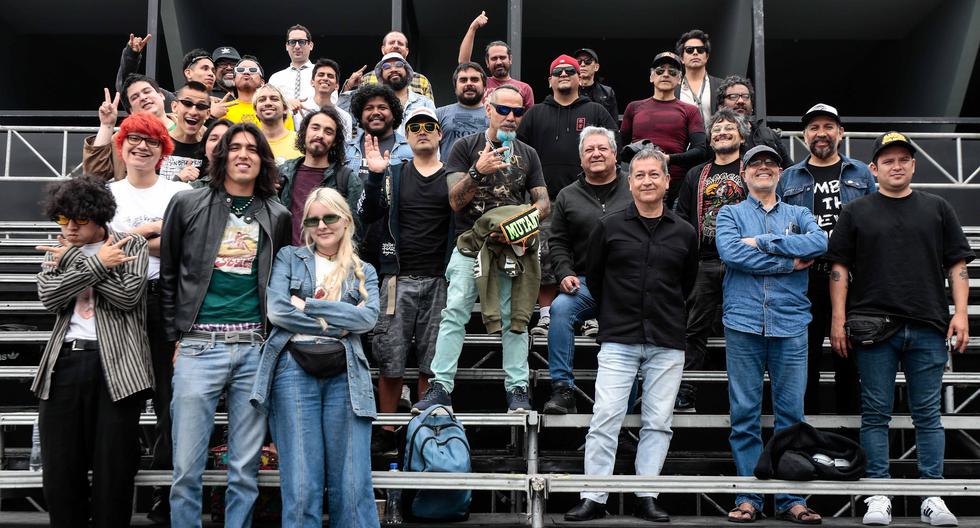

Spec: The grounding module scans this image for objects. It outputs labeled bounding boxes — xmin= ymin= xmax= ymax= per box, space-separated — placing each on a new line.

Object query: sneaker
xmin=411 ymin=383 xmax=452 ymax=414
xmin=397 ymin=384 xmax=412 ymax=411
xmin=507 ymin=386 xmax=531 ymax=413
xmin=863 ymin=495 xmax=892 ymax=526
xmin=921 ymin=497 xmax=958 ymax=527
xmin=146 ymin=493 xmax=170 ymax=525
xmin=542 ymin=382 xmax=577 ymax=414
xmin=674 ymin=385 xmax=697 ymax=413
xmin=582 ymin=319 xmax=599 ymax=338
xmin=530 ymin=315 xmax=550 ymax=336
xmin=371 ymin=428 xmax=398 ymax=457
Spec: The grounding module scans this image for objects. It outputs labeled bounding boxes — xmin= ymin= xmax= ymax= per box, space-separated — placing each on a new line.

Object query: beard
xmin=713 ymin=142 xmax=740 ymax=155
xmin=387 ymin=75 xmax=410 ymax=91
xmin=458 ymin=89 xmax=483 ymax=106
xmin=808 ymin=138 xmax=837 ymax=159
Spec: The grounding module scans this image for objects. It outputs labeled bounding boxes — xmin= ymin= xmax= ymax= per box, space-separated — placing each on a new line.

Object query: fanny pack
xmin=286 ymin=341 xmax=347 ymax=378
xmin=845 ymin=314 xmax=901 ymax=346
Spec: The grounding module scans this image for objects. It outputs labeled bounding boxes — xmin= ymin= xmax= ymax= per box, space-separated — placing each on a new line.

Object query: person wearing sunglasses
xmin=350 ymin=31 xmax=435 ymax=101
xmin=516 ymin=55 xmax=617 ymax=338
xmin=268 ymin=24 xmax=316 ymax=124
xmin=367 ymin=52 xmax=435 ymax=138
xmin=621 ymin=51 xmax=707 ymax=209
xmin=573 ymin=48 xmax=619 ymax=121
xmin=674 ymin=29 xmax=723 ymax=127
xmin=158 ymin=82 xmax=212 ymax=183
xmin=224 ymin=57 xmax=296 ymax=132
xmin=33 ymin=175 xmax=152 ymax=527
xmin=715 ymin=75 xmax=792 ymax=168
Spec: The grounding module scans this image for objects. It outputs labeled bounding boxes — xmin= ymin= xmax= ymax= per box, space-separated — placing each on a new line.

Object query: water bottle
xmin=382 ymin=462 xmax=403 ymax=524
xmin=29 ymin=418 xmax=42 ymax=471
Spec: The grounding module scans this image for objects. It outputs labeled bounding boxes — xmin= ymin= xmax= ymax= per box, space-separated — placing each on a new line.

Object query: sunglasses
xmin=653 ymin=66 xmax=680 ymax=77
xmin=177 ymin=99 xmax=211 ymax=111
xmin=747 ymin=158 xmax=779 ymax=168
xmin=551 ymin=65 xmax=577 ymax=77
xmin=491 ymin=103 xmax=525 ymax=118
xmin=235 ymin=66 xmax=259 ymax=74
xmin=381 ymin=61 xmax=406 ymax=70
xmin=125 ymin=134 xmax=162 ymax=148
xmin=724 ymin=93 xmax=752 ymax=102
xmin=406 ymin=122 xmax=441 ymax=134
xmin=53 ymin=215 xmax=90 ymax=226
xmin=684 ymin=45 xmax=707 ymax=55
xmin=287 ymin=39 xmax=310 ymax=47
xmin=577 ymin=57 xmax=594 ymax=66
xmin=302 ymin=214 xmax=342 ymax=228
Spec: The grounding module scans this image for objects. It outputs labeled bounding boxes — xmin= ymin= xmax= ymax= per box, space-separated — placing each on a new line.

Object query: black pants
xmin=39 ymin=345 xmax=143 ymax=527
xmin=804 ymin=266 xmax=861 ymax=414
xmin=146 ymin=285 xmax=174 ymax=500
xmin=678 ymin=258 xmax=725 ymax=401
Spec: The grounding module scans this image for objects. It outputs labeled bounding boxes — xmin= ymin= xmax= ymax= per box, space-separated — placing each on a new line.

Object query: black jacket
xmin=160 ymin=186 xmax=292 ymax=341
xmin=549 ymin=172 xmax=632 ymax=282
xmin=517 ymin=95 xmax=619 ymax=199
xmin=580 ymin=81 xmax=619 ymax=122
xmin=755 ymin=422 xmax=866 ymax=481
xmin=586 ymin=203 xmax=699 ymax=348
xmin=745 ymin=117 xmax=792 ymax=168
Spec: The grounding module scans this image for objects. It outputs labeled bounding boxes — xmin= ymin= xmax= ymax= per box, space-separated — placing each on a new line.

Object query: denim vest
xmin=250 ymin=245 xmax=379 ymax=418
xmin=777 ymin=155 xmax=877 ymax=210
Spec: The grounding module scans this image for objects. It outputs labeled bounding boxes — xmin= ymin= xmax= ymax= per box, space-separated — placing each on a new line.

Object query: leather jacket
xmin=160 ymin=186 xmax=292 ymax=342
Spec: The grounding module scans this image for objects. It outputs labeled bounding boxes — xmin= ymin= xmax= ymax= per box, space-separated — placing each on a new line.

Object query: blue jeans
xmin=855 ymin=323 xmax=947 ymax=480
xmin=725 ymin=328 xmax=807 ymax=513
xmin=170 ymin=335 xmax=266 ymax=528
xmin=582 ymin=342 xmax=684 ymax=504
xmin=268 ymin=350 xmax=378 ymax=528
xmin=547 ymin=276 xmax=596 ymax=386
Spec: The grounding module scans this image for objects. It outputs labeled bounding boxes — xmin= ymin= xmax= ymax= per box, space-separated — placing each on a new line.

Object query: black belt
xmin=61 ymin=339 xmax=99 ymax=351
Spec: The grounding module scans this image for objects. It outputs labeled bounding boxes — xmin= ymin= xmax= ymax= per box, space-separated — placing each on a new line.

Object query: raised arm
xmin=458 ymin=11 xmax=488 ymax=64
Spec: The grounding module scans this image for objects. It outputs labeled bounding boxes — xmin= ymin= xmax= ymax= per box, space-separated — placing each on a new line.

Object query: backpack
xmin=403 ymin=405 xmax=472 ymax=521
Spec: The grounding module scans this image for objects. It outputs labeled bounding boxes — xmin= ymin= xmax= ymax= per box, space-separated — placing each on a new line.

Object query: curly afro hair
xmin=349 ymin=84 xmax=403 ymax=132
xmin=41 ymin=175 xmax=117 ymax=227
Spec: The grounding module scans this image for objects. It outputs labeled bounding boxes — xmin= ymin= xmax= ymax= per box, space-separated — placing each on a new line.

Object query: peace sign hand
xmin=96 ymin=235 xmax=138 ymax=269
xmin=99 ymin=88 xmax=120 ymax=127
xmin=363 ymin=135 xmax=390 ymax=173
xmin=210 ymin=92 xmax=235 ymax=119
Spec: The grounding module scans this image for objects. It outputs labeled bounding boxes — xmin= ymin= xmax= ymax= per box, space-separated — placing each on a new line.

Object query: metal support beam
xmin=751 ymin=0 xmax=767 ymax=120
xmin=711 ymin=0 xmax=753 ymax=77
xmin=507 ymin=0 xmax=522 ymax=80
xmin=145 ymin=0 xmax=159 ymax=79
xmin=390 ymin=0 xmax=402 ymax=31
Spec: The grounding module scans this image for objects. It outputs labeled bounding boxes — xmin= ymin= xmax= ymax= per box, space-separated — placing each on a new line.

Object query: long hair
xmin=207 ymin=122 xmax=279 ymax=199
xmin=301 ymin=187 xmax=368 ymax=303
xmin=296 ymin=107 xmax=348 ymax=163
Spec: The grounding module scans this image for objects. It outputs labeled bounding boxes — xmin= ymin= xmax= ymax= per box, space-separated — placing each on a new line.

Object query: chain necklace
xmin=229 ymin=196 xmax=255 ymax=216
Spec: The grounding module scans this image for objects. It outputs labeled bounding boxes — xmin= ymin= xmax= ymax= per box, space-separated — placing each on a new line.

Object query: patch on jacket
xmin=576 ymin=117 xmax=586 ymax=131
xmin=381 ymin=242 xmax=396 ymax=256
xmin=499 ymin=207 xmax=540 ymax=244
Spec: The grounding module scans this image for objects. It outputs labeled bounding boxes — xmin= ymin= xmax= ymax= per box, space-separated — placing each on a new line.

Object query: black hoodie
xmin=518 ymin=95 xmax=618 ymax=199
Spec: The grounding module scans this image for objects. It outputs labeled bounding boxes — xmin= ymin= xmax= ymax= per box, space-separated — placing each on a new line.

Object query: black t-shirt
xmin=398 ymin=163 xmax=451 ymax=276
xmin=445 ymin=132 xmax=546 ymax=239
xmin=159 ymin=139 xmax=205 ymax=181
xmin=807 ymin=159 xmax=843 ymax=235
xmin=825 ymin=191 xmax=975 ymax=333
xmin=585 ymin=179 xmax=619 ymax=213
xmin=639 ymin=215 xmax=662 ymax=232
xmin=697 ymin=160 xmax=745 ymax=259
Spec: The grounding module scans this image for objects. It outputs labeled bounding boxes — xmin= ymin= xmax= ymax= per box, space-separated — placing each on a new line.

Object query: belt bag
xmin=286 ymin=341 xmax=347 ymax=378
xmin=845 ymin=314 xmax=901 ymax=346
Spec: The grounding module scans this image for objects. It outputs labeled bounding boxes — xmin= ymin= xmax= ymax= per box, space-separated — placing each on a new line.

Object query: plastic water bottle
xmin=382 ymin=462 xmax=403 ymax=524
xmin=29 ymin=419 xmax=42 ymax=471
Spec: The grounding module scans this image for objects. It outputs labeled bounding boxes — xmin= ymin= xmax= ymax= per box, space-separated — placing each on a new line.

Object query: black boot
xmin=565 ymin=498 xmax=607 ymax=521
xmin=634 ymin=496 xmax=670 ymax=522
xmin=542 ymin=382 xmax=577 ymax=414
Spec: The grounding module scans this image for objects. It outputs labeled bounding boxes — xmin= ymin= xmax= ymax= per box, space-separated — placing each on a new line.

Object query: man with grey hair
xmin=565 ymin=147 xmax=698 ymax=522
xmin=542 ymin=126 xmax=632 ymax=414
xmin=673 ymin=108 xmax=750 ymax=412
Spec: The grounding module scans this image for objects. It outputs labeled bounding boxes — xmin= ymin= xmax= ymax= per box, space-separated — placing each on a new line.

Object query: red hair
xmin=115 ymin=113 xmax=175 ymax=169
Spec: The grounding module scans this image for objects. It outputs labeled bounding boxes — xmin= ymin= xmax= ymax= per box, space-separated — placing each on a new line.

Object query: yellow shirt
xmin=267 ymin=131 xmax=302 ymax=166
xmin=225 ymin=101 xmax=295 ymax=131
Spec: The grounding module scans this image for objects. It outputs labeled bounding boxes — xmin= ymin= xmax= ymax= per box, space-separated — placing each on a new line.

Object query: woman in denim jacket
xmin=251 ymin=187 xmax=380 ymax=527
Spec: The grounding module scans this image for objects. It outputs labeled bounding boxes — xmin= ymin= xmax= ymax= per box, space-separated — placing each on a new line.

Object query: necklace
xmin=315 ymin=248 xmax=338 ymax=260
xmin=229 ymin=196 xmax=254 ymax=216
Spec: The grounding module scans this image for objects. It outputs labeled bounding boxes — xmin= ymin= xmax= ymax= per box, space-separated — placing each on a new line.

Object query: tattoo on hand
xmin=831 ymin=270 xmax=842 ymax=282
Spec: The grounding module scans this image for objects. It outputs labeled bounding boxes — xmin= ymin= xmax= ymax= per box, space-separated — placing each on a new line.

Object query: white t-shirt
xmin=293 ymin=253 xmax=338 ymax=342
xmin=64 ymin=241 xmax=105 ymax=342
xmin=679 ymin=76 xmax=713 ymax=129
xmin=270 ymin=61 xmax=316 ymax=127
xmin=108 ymin=177 xmax=192 ymax=279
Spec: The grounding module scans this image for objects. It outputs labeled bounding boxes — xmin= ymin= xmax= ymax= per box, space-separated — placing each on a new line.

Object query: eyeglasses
xmin=653 ymin=66 xmax=680 ymax=77
xmin=287 ymin=39 xmax=310 ymax=47
xmin=710 ymin=124 xmax=739 ymax=135
xmin=381 ymin=61 xmax=406 ymax=71
xmin=53 ymin=215 xmax=90 ymax=226
xmin=724 ymin=93 xmax=752 ymax=102
xmin=747 ymin=158 xmax=779 ymax=168
xmin=684 ymin=45 xmax=707 ymax=55
xmin=125 ymin=134 xmax=162 ymax=148
xmin=577 ymin=57 xmax=594 ymax=66
xmin=551 ymin=66 xmax=577 ymax=77
xmin=406 ymin=122 xmax=441 ymax=134
xmin=491 ymin=103 xmax=525 ymax=118
xmin=235 ymin=66 xmax=259 ymax=74
xmin=177 ymin=99 xmax=211 ymax=111
xmin=302 ymin=214 xmax=342 ymax=228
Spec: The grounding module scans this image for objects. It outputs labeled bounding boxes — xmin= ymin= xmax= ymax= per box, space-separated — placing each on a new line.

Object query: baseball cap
xmin=651 ymin=52 xmax=682 ymax=70
xmin=550 ymin=54 xmax=580 ymax=74
xmin=802 ymin=103 xmax=841 ymax=126
xmin=742 ymin=144 xmax=782 ymax=166
xmin=871 ymin=131 xmax=916 ymax=162
xmin=574 ymin=48 xmax=599 ymax=61
xmin=212 ymin=46 xmax=241 ymax=63
xmin=405 ymin=107 xmax=438 ymax=125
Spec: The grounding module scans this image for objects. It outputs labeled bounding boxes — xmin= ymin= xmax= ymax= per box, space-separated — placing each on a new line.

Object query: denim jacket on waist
xmin=777 ymin=154 xmax=877 ymax=210
xmin=716 ymin=195 xmax=827 ymax=337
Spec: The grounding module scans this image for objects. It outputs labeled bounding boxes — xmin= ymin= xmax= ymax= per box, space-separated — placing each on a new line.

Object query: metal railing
xmin=1 ymin=126 xmax=100 ymax=180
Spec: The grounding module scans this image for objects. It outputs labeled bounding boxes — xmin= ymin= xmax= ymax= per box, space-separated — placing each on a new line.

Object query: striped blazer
xmin=31 ymin=229 xmax=154 ymax=402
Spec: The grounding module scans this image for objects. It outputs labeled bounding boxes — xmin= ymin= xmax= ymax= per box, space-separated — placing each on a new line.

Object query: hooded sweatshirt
xmin=517 ymin=95 xmax=618 ymax=199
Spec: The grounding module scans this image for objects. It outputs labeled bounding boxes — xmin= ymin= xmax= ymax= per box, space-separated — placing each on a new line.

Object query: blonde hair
xmin=253 ymin=84 xmax=289 ymax=120
xmin=301 ymin=187 xmax=368 ymax=302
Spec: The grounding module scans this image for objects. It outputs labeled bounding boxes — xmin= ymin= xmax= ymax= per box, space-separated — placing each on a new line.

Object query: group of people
xmin=30 ymin=12 xmax=973 ymax=528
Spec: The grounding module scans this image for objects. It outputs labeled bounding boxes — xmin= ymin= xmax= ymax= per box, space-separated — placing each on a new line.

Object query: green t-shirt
xmin=195 ymin=197 xmax=262 ymax=324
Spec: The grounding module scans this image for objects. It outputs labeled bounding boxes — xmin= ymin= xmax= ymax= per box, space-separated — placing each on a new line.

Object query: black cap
xmin=211 ymin=46 xmax=241 ymax=63
xmin=574 ymin=48 xmax=599 ymax=61
xmin=651 ymin=51 xmax=682 ymax=70
xmin=802 ymin=103 xmax=841 ymax=126
xmin=871 ymin=131 xmax=916 ymax=162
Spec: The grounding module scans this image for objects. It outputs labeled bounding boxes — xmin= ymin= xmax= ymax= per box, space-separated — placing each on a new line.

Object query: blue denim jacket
xmin=776 ymin=155 xmax=877 ymax=210
xmin=716 ymin=195 xmax=827 ymax=337
xmin=250 ymin=245 xmax=380 ymax=418
xmin=344 ymin=129 xmax=413 ymax=176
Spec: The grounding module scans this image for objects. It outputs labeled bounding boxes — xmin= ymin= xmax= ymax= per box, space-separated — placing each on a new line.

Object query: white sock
xmin=540 ymin=306 xmax=550 ymax=318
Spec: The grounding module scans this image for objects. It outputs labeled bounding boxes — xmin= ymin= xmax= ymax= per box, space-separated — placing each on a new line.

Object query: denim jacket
xmin=344 ymin=129 xmax=413 ymax=176
xmin=777 ymin=154 xmax=876 ymax=210
xmin=716 ymin=195 xmax=827 ymax=337
xmin=250 ymin=245 xmax=380 ymax=418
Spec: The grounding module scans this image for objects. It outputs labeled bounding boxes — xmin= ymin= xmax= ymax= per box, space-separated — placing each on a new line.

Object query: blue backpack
xmin=403 ymin=405 xmax=472 ymax=521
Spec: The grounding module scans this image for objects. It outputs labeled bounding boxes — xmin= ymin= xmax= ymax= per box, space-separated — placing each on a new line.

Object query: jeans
xmin=582 ymin=342 xmax=684 ymax=504
xmin=855 ymin=323 xmax=947 ymax=480
xmin=547 ymin=276 xmax=596 ymax=386
xmin=804 ymin=267 xmax=860 ymax=414
xmin=269 ymin=350 xmax=379 ymax=528
xmin=430 ymin=248 xmax=529 ymax=392
xmin=679 ymin=258 xmax=725 ymax=400
xmin=725 ymin=328 xmax=807 ymax=513
xmin=170 ymin=335 xmax=266 ymax=528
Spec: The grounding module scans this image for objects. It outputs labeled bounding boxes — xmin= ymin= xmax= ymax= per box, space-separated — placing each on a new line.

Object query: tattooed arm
xmin=529 ymin=186 xmax=550 ymax=219
xmin=829 ymin=263 xmax=851 ymax=358
xmin=448 ymin=172 xmax=479 ymax=212
xmin=948 ymin=260 xmax=970 ymax=353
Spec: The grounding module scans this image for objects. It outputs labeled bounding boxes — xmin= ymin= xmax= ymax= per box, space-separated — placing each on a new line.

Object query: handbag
xmin=845 ymin=314 xmax=901 ymax=346
xmin=286 ymin=341 xmax=347 ymax=378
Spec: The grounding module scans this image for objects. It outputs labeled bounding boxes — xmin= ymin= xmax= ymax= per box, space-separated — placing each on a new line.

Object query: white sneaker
xmin=862 ymin=495 xmax=892 ymax=526
xmin=582 ymin=319 xmax=599 ymax=337
xmin=530 ymin=315 xmax=550 ymax=336
xmin=921 ymin=497 xmax=958 ymax=527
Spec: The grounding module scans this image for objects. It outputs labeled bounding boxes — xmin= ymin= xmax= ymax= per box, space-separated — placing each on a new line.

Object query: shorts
xmin=371 ymin=275 xmax=448 ymax=377
xmin=538 ymin=215 xmax=556 ymax=285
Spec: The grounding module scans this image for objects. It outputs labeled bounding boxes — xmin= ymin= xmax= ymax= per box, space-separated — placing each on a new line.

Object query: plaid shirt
xmin=362 ymin=71 xmax=434 ymax=101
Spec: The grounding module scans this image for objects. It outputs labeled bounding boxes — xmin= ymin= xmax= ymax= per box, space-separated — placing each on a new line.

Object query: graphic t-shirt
xmin=195 ymin=199 xmax=262 ymax=324
xmin=225 ymin=101 xmax=295 ymax=131
xmin=808 ymin=159 xmax=843 ymax=235
xmin=159 ymin=139 xmax=205 ymax=182
xmin=108 ymin=177 xmax=192 ymax=279
xmin=398 ymin=164 xmax=450 ymax=276
xmin=267 ymin=131 xmax=302 ymax=166
xmin=437 ymin=104 xmax=489 ymax=160
xmin=697 ymin=160 xmax=745 ymax=259
xmin=64 ymin=241 xmax=105 ymax=341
